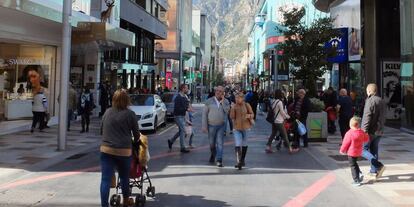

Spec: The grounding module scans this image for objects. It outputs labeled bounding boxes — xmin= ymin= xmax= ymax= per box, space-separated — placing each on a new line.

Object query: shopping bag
xmin=296 ymin=120 xmax=307 ymax=136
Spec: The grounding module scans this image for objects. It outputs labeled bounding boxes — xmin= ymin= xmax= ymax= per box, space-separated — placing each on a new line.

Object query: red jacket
xmin=340 ymin=128 xmax=369 ymax=157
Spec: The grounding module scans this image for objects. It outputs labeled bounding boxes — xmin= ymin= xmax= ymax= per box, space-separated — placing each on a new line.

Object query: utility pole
xmin=58 ymin=0 xmax=72 ymax=151
xmin=272 ymin=49 xmax=278 ymax=91
xmin=178 ymin=0 xmax=184 ymax=85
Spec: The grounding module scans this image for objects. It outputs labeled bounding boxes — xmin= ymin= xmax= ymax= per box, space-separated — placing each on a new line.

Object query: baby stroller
xmin=110 ymin=135 xmax=155 ymax=207
xmin=283 ymin=112 xmax=300 ymax=150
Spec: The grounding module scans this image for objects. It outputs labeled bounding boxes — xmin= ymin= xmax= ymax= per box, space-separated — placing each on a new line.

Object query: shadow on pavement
xmin=146 ymin=192 xmax=231 ymax=207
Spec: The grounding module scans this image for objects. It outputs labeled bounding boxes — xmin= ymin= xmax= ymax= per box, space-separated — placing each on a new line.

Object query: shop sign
xmin=0 ymin=58 xmax=48 ymax=66
xmin=267 ymin=36 xmax=285 ymax=45
xmin=382 ymin=61 xmax=402 ymax=120
xmin=326 ymin=28 xmax=348 ymax=63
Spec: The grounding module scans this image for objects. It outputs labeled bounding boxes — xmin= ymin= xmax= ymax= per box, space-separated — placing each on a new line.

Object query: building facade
xmin=249 ymin=0 xmax=327 ymax=91
xmin=0 ymin=0 xmax=136 ymax=121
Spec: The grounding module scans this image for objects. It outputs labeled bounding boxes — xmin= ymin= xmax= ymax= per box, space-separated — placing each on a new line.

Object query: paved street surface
xmin=0 ymin=105 xmax=412 ymax=206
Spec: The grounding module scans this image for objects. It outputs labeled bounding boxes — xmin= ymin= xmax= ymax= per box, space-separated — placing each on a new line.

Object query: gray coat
xmin=361 ymin=95 xmax=386 ymax=135
xmin=202 ymin=97 xmax=230 ymax=129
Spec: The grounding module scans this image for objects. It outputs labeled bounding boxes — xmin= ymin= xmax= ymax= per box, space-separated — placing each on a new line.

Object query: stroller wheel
xmin=110 ymin=194 xmax=121 ymax=207
xmin=135 ymin=194 xmax=146 ymax=207
xmin=146 ymin=186 xmax=156 ymax=197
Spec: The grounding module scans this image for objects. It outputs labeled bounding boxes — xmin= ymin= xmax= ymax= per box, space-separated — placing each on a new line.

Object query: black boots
xmin=234 ymin=147 xmax=242 ymax=170
xmin=209 ymin=147 xmax=216 ymax=163
xmin=235 ymin=146 xmax=248 ymax=170
xmin=241 ymin=146 xmax=248 ymax=167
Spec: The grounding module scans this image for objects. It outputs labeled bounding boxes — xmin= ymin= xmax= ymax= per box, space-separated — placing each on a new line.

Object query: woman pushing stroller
xmin=100 ymin=89 xmax=140 ymax=207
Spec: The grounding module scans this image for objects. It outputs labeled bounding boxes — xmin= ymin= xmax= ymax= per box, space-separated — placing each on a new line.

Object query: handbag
xmin=296 ymin=119 xmax=307 ymax=136
xmin=266 ymin=100 xmax=280 ymax=123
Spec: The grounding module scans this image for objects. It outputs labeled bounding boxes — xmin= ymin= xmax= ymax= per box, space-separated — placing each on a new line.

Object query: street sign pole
xmin=58 ymin=0 xmax=72 ymax=151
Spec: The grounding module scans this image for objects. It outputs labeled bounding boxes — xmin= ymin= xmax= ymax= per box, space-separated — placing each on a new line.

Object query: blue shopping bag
xmin=296 ymin=119 xmax=307 ymax=136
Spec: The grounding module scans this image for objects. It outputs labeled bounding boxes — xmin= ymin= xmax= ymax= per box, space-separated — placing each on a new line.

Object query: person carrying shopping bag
xmin=230 ymin=92 xmax=254 ymax=170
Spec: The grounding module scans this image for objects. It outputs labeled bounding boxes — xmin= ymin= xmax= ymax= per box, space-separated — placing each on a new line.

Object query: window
xmin=130 ymin=95 xmax=154 ymax=106
xmin=135 ymin=0 xmax=146 ymax=9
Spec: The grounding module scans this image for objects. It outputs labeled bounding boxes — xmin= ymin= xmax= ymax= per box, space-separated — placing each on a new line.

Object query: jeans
xmin=233 ymin=130 xmax=248 ymax=147
xmin=188 ymin=131 xmax=194 ymax=146
xmin=208 ymin=124 xmax=225 ymax=161
xmin=267 ymin=123 xmax=290 ymax=147
xmin=100 ymin=152 xmax=131 ymax=207
xmin=362 ymin=135 xmax=383 ymax=173
xmin=32 ymin=111 xmax=46 ymax=130
xmin=171 ymin=116 xmax=186 ymax=149
xmin=348 ymin=156 xmax=361 ymax=182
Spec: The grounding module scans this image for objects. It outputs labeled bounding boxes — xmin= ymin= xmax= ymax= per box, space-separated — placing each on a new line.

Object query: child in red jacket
xmin=340 ymin=117 xmax=369 ymax=186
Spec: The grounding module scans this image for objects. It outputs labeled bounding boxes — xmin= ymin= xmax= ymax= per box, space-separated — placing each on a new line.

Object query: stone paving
xmin=0 ymin=118 xmax=101 ymax=173
xmin=314 ymin=127 xmax=414 ymax=207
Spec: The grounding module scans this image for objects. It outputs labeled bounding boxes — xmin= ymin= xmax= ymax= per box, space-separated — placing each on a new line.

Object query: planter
xmin=306 ymin=111 xmax=328 ymax=142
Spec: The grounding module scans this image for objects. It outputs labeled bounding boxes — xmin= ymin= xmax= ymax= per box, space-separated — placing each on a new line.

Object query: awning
xmin=155 ymin=51 xmax=195 ymax=60
xmin=72 ymin=22 xmax=135 ymax=51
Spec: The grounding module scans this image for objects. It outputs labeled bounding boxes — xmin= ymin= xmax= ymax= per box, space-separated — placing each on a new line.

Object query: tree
xmin=277 ymin=7 xmax=338 ymax=97
xmin=211 ymin=72 xmax=225 ymax=86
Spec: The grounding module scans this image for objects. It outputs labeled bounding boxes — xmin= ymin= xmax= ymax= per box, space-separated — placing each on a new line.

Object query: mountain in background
xmin=193 ymin=0 xmax=259 ymax=61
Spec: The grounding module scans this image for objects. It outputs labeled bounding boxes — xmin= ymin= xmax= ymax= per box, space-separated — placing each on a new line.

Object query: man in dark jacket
xmin=337 ymin=88 xmax=353 ymax=140
xmin=168 ymin=84 xmax=191 ymax=153
xmin=361 ymin=83 xmax=386 ymax=180
xmin=293 ymin=89 xmax=311 ymax=148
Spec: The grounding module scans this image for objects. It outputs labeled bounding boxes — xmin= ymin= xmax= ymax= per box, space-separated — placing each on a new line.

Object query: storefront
xmin=400 ymin=0 xmax=414 ymax=131
xmin=0 ymin=43 xmax=57 ymax=121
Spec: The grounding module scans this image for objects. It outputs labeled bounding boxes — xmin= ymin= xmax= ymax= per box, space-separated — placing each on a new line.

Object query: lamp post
xmin=58 ymin=0 xmax=72 ymax=151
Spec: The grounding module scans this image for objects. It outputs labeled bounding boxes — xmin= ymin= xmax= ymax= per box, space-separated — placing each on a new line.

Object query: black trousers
xmin=348 ymin=156 xmax=361 ymax=182
xmin=339 ymin=116 xmax=352 ymax=139
xmin=81 ymin=113 xmax=90 ymax=131
xmin=32 ymin=111 xmax=46 ymax=130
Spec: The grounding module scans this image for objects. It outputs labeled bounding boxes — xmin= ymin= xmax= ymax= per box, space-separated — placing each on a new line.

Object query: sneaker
xmin=366 ymin=172 xmax=377 ymax=181
xmin=167 ymin=139 xmax=173 ymax=150
xmin=265 ymin=146 xmax=273 ymax=153
xmin=217 ymin=161 xmax=223 ymax=167
xmin=376 ymin=165 xmax=386 ymax=179
xmin=188 ymin=145 xmax=195 ymax=149
xmin=180 ymin=148 xmax=190 ymax=153
xmin=352 ymin=181 xmax=362 ymax=187
xmin=359 ymin=173 xmax=364 ymax=183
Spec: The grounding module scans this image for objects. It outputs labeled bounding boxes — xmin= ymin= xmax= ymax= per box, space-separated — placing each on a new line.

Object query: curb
xmin=304 ymin=146 xmax=393 ymax=207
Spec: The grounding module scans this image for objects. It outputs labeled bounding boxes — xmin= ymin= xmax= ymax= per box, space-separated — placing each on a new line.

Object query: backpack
xmin=266 ymin=100 xmax=280 ymax=123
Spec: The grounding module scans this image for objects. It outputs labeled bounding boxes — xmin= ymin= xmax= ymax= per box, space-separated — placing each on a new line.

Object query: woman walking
xmin=78 ymin=88 xmax=94 ymax=133
xmin=100 ymin=89 xmax=140 ymax=207
xmin=28 ymin=66 xmax=48 ymax=133
xmin=230 ymin=92 xmax=254 ymax=170
xmin=265 ymin=89 xmax=296 ymax=153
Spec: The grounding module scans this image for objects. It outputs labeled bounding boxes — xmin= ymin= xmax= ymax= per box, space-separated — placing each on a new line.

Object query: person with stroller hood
xmin=100 ymin=89 xmax=140 ymax=207
xmin=230 ymin=92 xmax=254 ymax=170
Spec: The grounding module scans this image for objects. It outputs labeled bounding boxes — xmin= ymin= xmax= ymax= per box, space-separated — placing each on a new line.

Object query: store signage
xmin=0 ymin=58 xmax=47 ymax=66
xmin=326 ymin=28 xmax=348 ymax=63
xmin=267 ymin=36 xmax=286 ymax=45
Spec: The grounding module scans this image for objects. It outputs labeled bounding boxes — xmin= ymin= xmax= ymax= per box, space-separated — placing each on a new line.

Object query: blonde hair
xmin=366 ymin=83 xmax=377 ymax=95
xmin=349 ymin=116 xmax=361 ymax=129
xmin=112 ymin=89 xmax=131 ymax=110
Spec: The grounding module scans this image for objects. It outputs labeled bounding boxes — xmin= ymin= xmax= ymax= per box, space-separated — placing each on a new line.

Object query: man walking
xmin=202 ymin=86 xmax=230 ymax=167
xmin=362 ymin=83 xmax=386 ymax=180
xmin=168 ymin=84 xmax=191 ymax=153
xmin=337 ymin=88 xmax=353 ymax=140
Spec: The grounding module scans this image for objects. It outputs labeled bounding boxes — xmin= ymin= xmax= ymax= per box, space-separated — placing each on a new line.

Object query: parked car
xmin=161 ymin=92 xmax=177 ymax=120
xmin=129 ymin=94 xmax=167 ymax=132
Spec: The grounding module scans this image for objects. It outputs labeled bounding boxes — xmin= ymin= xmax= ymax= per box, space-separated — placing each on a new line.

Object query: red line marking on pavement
xmin=282 ymin=172 xmax=336 ymax=207
xmin=0 ymin=137 xmax=266 ymax=190
xmin=0 ymin=166 xmax=99 ymax=190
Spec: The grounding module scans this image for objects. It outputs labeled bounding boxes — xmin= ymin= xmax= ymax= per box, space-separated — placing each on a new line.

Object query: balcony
xmin=120 ymin=0 xmax=168 ymax=40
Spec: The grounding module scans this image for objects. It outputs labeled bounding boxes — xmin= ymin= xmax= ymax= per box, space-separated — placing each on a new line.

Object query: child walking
xmin=339 ymin=117 xmax=369 ymax=186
